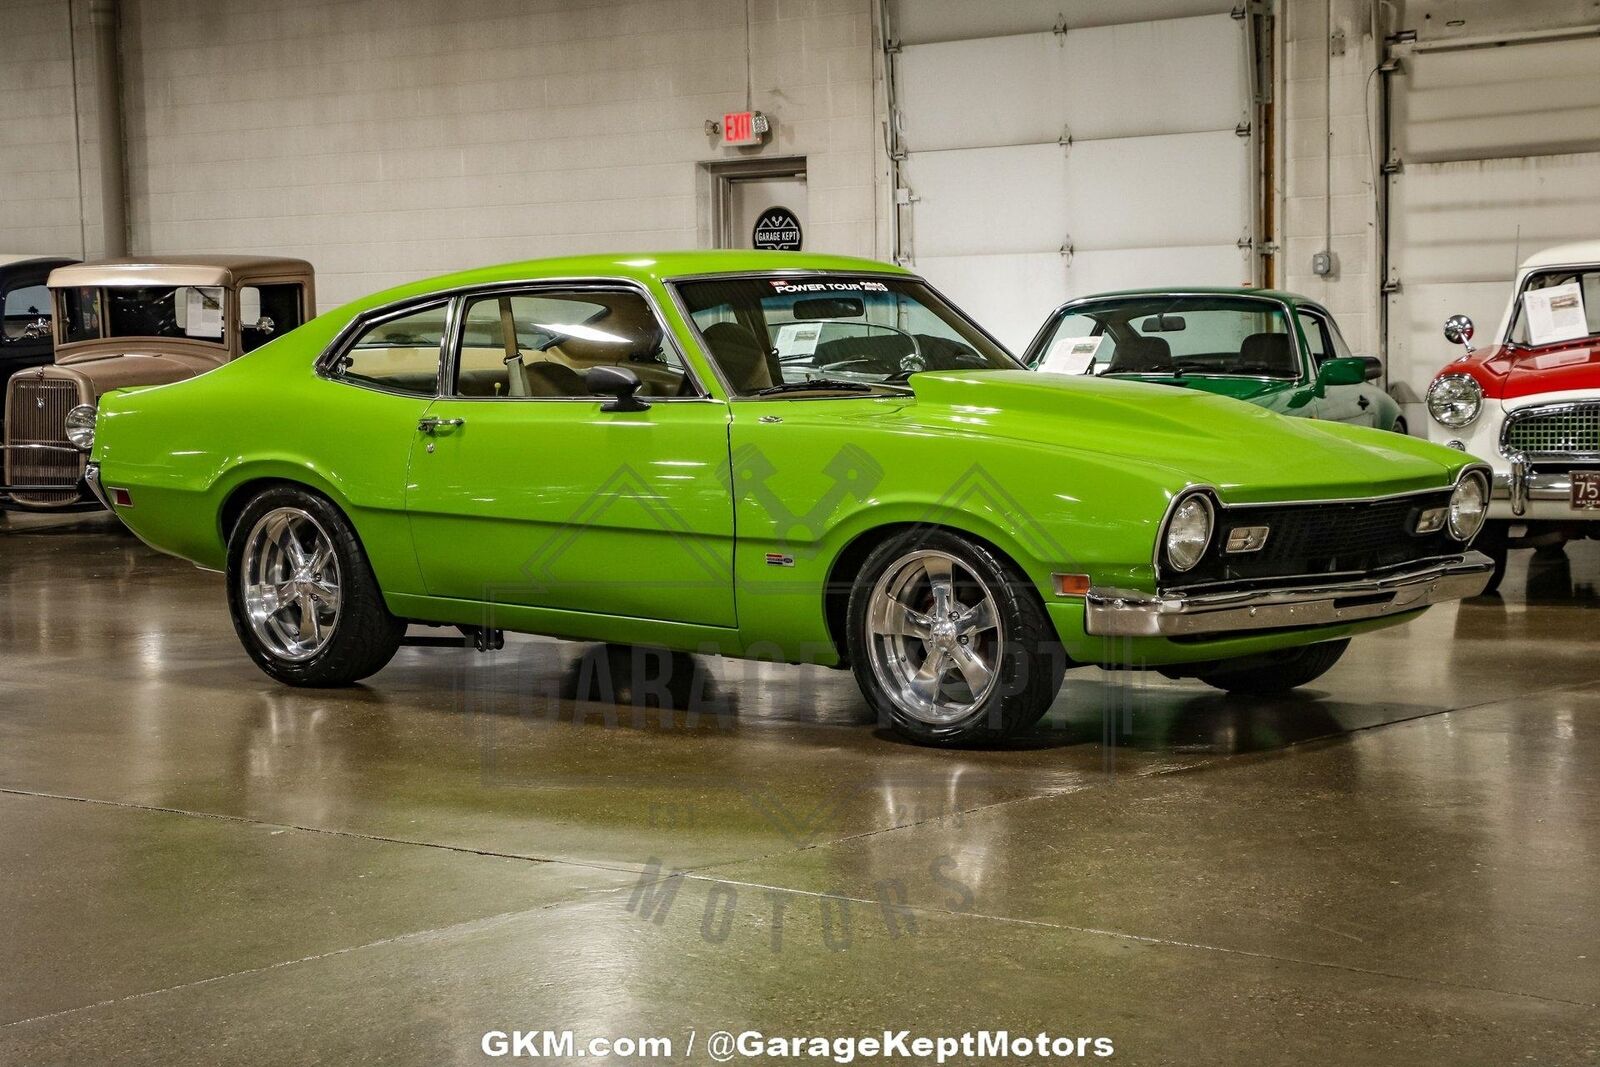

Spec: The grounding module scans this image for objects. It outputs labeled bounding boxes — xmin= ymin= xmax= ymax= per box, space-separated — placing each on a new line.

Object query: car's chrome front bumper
xmin=1083 ymin=553 xmax=1493 ymax=638
xmin=1491 ymin=457 xmax=1599 ymax=520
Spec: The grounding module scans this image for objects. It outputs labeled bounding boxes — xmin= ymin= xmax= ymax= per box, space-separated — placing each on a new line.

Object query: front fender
xmin=727 ymin=418 xmax=1179 ymax=657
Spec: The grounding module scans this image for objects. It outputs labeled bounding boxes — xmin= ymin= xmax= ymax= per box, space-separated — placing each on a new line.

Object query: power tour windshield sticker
xmin=769 ymin=279 xmax=890 ymax=294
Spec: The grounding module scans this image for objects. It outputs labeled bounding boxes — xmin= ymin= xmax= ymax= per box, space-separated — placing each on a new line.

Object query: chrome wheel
xmin=865 ymin=549 xmax=1004 ymax=724
xmin=240 ymin=507 xmax=342 ymax=662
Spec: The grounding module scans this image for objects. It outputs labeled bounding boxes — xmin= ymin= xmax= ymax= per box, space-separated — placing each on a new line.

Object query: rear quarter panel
xmin=92 ymin=319 xmax=428 ymax=595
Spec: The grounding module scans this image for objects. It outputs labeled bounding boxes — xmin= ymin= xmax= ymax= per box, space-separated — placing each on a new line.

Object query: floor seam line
xmin=670 ymin=873 xmax=1597 ymax=1010
xmin=0 ymin=787 xmax=643 ymax=876
xmin=0 ymin=889 xmax=640 ymax=1032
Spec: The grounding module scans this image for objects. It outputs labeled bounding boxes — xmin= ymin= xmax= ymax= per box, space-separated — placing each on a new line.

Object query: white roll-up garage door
xmin=887 ymin=1 xmax=1255 ymax=349
xmin=1385 ymin=28 xmax=1600 ymax=419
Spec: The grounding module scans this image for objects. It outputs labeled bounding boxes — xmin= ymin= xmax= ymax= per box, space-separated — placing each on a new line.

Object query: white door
xmin=724 ymin=176 xmax=809 ymax=252
xmin=1385 ymin=31 xmax=1600 ymax=431
xmin=886 ymin=1 xmax=1255 ymax=350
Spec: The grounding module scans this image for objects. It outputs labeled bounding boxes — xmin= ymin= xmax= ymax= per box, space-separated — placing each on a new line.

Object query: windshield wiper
xmin=753 ymin=378 xmax=878 ymax=397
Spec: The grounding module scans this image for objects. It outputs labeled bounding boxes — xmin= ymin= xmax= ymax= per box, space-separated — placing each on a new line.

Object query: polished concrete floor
xmin=1 ymin=511 xmax=1597 ymax=1065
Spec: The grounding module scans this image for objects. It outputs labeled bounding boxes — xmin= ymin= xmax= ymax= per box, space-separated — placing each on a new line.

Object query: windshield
xmin=672 ymin=274 xmax=1018 ymax=397
xmin=1507 ymin=268 xmax=1600 ymax=347
xmin=61 ymin=285 xmax=229 ymax=345
xmin=2 ymin=283 xmax=51 ymax=344
xmin=1029 ymin=295 xmax=1300 ymax=379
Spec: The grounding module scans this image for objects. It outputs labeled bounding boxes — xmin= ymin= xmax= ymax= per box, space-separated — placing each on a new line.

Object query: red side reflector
xmin=110 ymin=487 xmax=133 ymax=507
xmin=1053 ymin=573 xmax=1090 ymax=596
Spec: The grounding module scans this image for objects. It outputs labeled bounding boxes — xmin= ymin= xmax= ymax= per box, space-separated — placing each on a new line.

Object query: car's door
xmin=404 ymin=283 xmax=736 ymax=627
xmin=1297 ymin=307 xmax=1378 ymax=426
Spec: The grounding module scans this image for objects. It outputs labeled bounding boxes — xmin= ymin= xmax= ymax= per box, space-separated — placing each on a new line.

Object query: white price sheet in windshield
xmin=1037 ymin=336 xmax=1103 ymax=375
xmin=1524 ymin=282 xmax=1588 ymax=347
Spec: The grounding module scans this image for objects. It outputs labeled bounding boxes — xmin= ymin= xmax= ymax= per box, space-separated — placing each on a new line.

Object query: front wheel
xmin=1474 ymin=520 xmax=1509 ymax=595
xmin=1391 ymin=416 xmax=1408 ymax=435
xmin=1198 ymin=639 xmax=1349 ymax=694
xmin=846 ymin=530 xmax=1065 ymax=745
xmin=226 ymin=487 xmax=405 ymax=686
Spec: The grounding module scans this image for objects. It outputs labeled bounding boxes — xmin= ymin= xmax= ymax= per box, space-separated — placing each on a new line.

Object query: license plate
xmin=1573 ymin=471 xmax=1600 ymax=510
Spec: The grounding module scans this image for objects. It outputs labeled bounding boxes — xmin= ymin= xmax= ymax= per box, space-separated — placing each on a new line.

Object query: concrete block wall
xmin=2 ymin=0 xmax=882 ymax=309
xmin=1277 ymin=0 xmax=1385 ymax=356
xmin=0 ymin=0 xmax=102 ymax=259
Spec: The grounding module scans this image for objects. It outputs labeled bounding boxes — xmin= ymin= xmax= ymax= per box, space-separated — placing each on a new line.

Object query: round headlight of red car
xmin=1426 ymin=374 xmax=1483 ymax=428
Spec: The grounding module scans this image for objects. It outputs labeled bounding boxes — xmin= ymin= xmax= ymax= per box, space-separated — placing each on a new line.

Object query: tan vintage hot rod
xmin=2 ymin=255 xmax=314 ymax=511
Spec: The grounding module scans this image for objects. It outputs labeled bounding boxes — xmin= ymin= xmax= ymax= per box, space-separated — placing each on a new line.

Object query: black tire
xmin=225 ymin=486 xmax=405 ymax=686
xmin=846 ymin=528 xmax=1066 ymax=746
xmin=1474 ymin=520 xmax=1509 ymax=596
xmin=1198 ymin=638 xmax=1349 ymax=694
xmin=1391 ymin=416 xmax=1408 ymax=435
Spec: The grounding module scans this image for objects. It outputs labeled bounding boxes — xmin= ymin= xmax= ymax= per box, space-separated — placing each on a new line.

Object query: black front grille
xmin=1166 ymin=490 xmax=1458 ymax=588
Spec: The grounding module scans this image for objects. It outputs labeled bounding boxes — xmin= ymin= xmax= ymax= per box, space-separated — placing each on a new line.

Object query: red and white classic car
xmin=1426 ymin=241 xmax=1600 ymax=592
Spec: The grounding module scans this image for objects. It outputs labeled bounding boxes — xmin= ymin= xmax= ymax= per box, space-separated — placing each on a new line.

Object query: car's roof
xmin=1519 ymin=241 xmax=1600 ymax=270
xmin=0 ymin=254 xmax=76 ymax=270
xmin=1063 ymin=286 xmax=1316 ymax=305
xmin=49 ymin=255 xmax=313 ymax=289
xmin=341 ymin=250 xmax=915 ymax=315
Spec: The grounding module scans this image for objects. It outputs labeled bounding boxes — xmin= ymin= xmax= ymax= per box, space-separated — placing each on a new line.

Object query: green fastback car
xmin=85 ymin=253 xmax=1491 ymax=746
xmin=1024 ymin=289 xmax=1406 ymax=433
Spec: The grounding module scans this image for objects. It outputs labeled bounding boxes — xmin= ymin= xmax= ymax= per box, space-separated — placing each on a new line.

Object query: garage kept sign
xmin=752 ymin=207 xmax=803 ymax=251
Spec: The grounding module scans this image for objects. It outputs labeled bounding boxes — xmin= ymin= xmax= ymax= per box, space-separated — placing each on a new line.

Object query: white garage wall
xmin=1277 ymin=0 xmax=1384 ymax=358
xmin=0 ymin=0 xmax=882 ymax=309
xmin=0 ymin=0 xmax=101 ymax=259
xmin=886 ymin=4 xmax=1255 ymax=351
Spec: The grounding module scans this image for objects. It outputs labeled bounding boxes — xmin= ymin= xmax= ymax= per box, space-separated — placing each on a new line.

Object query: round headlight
xmin=1448 ymin=471 xmax=1488 ymax=542
xmin=64 ymin=404 xmax=97 ymax=451
xmin=1164 ymin=493 xmax=1214 ymax=572
xmin=1426 ymin=374 xmax=1483 ymax=428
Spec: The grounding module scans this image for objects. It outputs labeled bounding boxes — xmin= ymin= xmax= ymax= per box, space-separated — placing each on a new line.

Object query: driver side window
xmin=455 ymin=288 xmax=694 ymax=399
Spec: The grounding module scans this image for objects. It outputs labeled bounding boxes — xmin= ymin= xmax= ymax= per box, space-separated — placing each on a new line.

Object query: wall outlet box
xmin=1312 ymin=250 xmax=1336 ymax=276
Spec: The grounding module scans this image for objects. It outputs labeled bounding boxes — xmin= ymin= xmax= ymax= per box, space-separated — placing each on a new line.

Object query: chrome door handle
xmin=418 ymin=416 xmax=465 ymax=435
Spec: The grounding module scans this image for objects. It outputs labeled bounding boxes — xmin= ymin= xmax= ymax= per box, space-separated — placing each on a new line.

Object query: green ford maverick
xmin=1024 ymin=288 xmax=1406 ymax=434
xmin=84 ymin=252 xmax=1490 ymax=745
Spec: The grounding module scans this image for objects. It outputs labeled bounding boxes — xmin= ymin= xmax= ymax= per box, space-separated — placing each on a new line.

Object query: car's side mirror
xmin=1443 ymin=314 xmax=1474 ymax=351
xmin=1317 ymin=357 xmax=1367 ymax=387
xmin=586 ymin=364 xmax=650 ymax=412
xmin=1357 ymin=355 xmax=1384 ymax=382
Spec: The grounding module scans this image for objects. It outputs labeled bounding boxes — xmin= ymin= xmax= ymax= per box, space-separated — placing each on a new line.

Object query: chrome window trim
xmin=1022 ymin=291 xmax=1306 ymax=382
xmin=1498 ymin=399 xmax=1600 ymax=462
xmin=317 ymin=297 xmax=454 ymax=401
xmin=661 ymin=268 xmax=1023 ymax=402
xmin=441 ymin=278 xmax=712 ymax=404
xmin=316 ymin=275 xmax=713 ymax=403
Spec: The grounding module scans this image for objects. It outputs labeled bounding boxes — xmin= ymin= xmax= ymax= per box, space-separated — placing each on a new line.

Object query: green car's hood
xmin=1101 ymin=373 xmax=1298 ymax=405
xmin=901 ymin=370 xmax=1456 ymax=503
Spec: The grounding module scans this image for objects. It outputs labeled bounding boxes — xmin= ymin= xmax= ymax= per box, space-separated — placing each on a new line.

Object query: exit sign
xmin=722 ymin=110 xmax=769 ymax=147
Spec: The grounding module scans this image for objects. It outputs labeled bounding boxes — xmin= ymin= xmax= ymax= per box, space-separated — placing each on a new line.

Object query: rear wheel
xmin=1391 ymin=416 xmax=1408 ymax=435
xmin=226 ymin=487 xmax=405 ymax=686
xmin=1198 ymin=639 xmax=1349 ymax=694
xmin=846 ymin=529 xmax=1065 ymax=745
